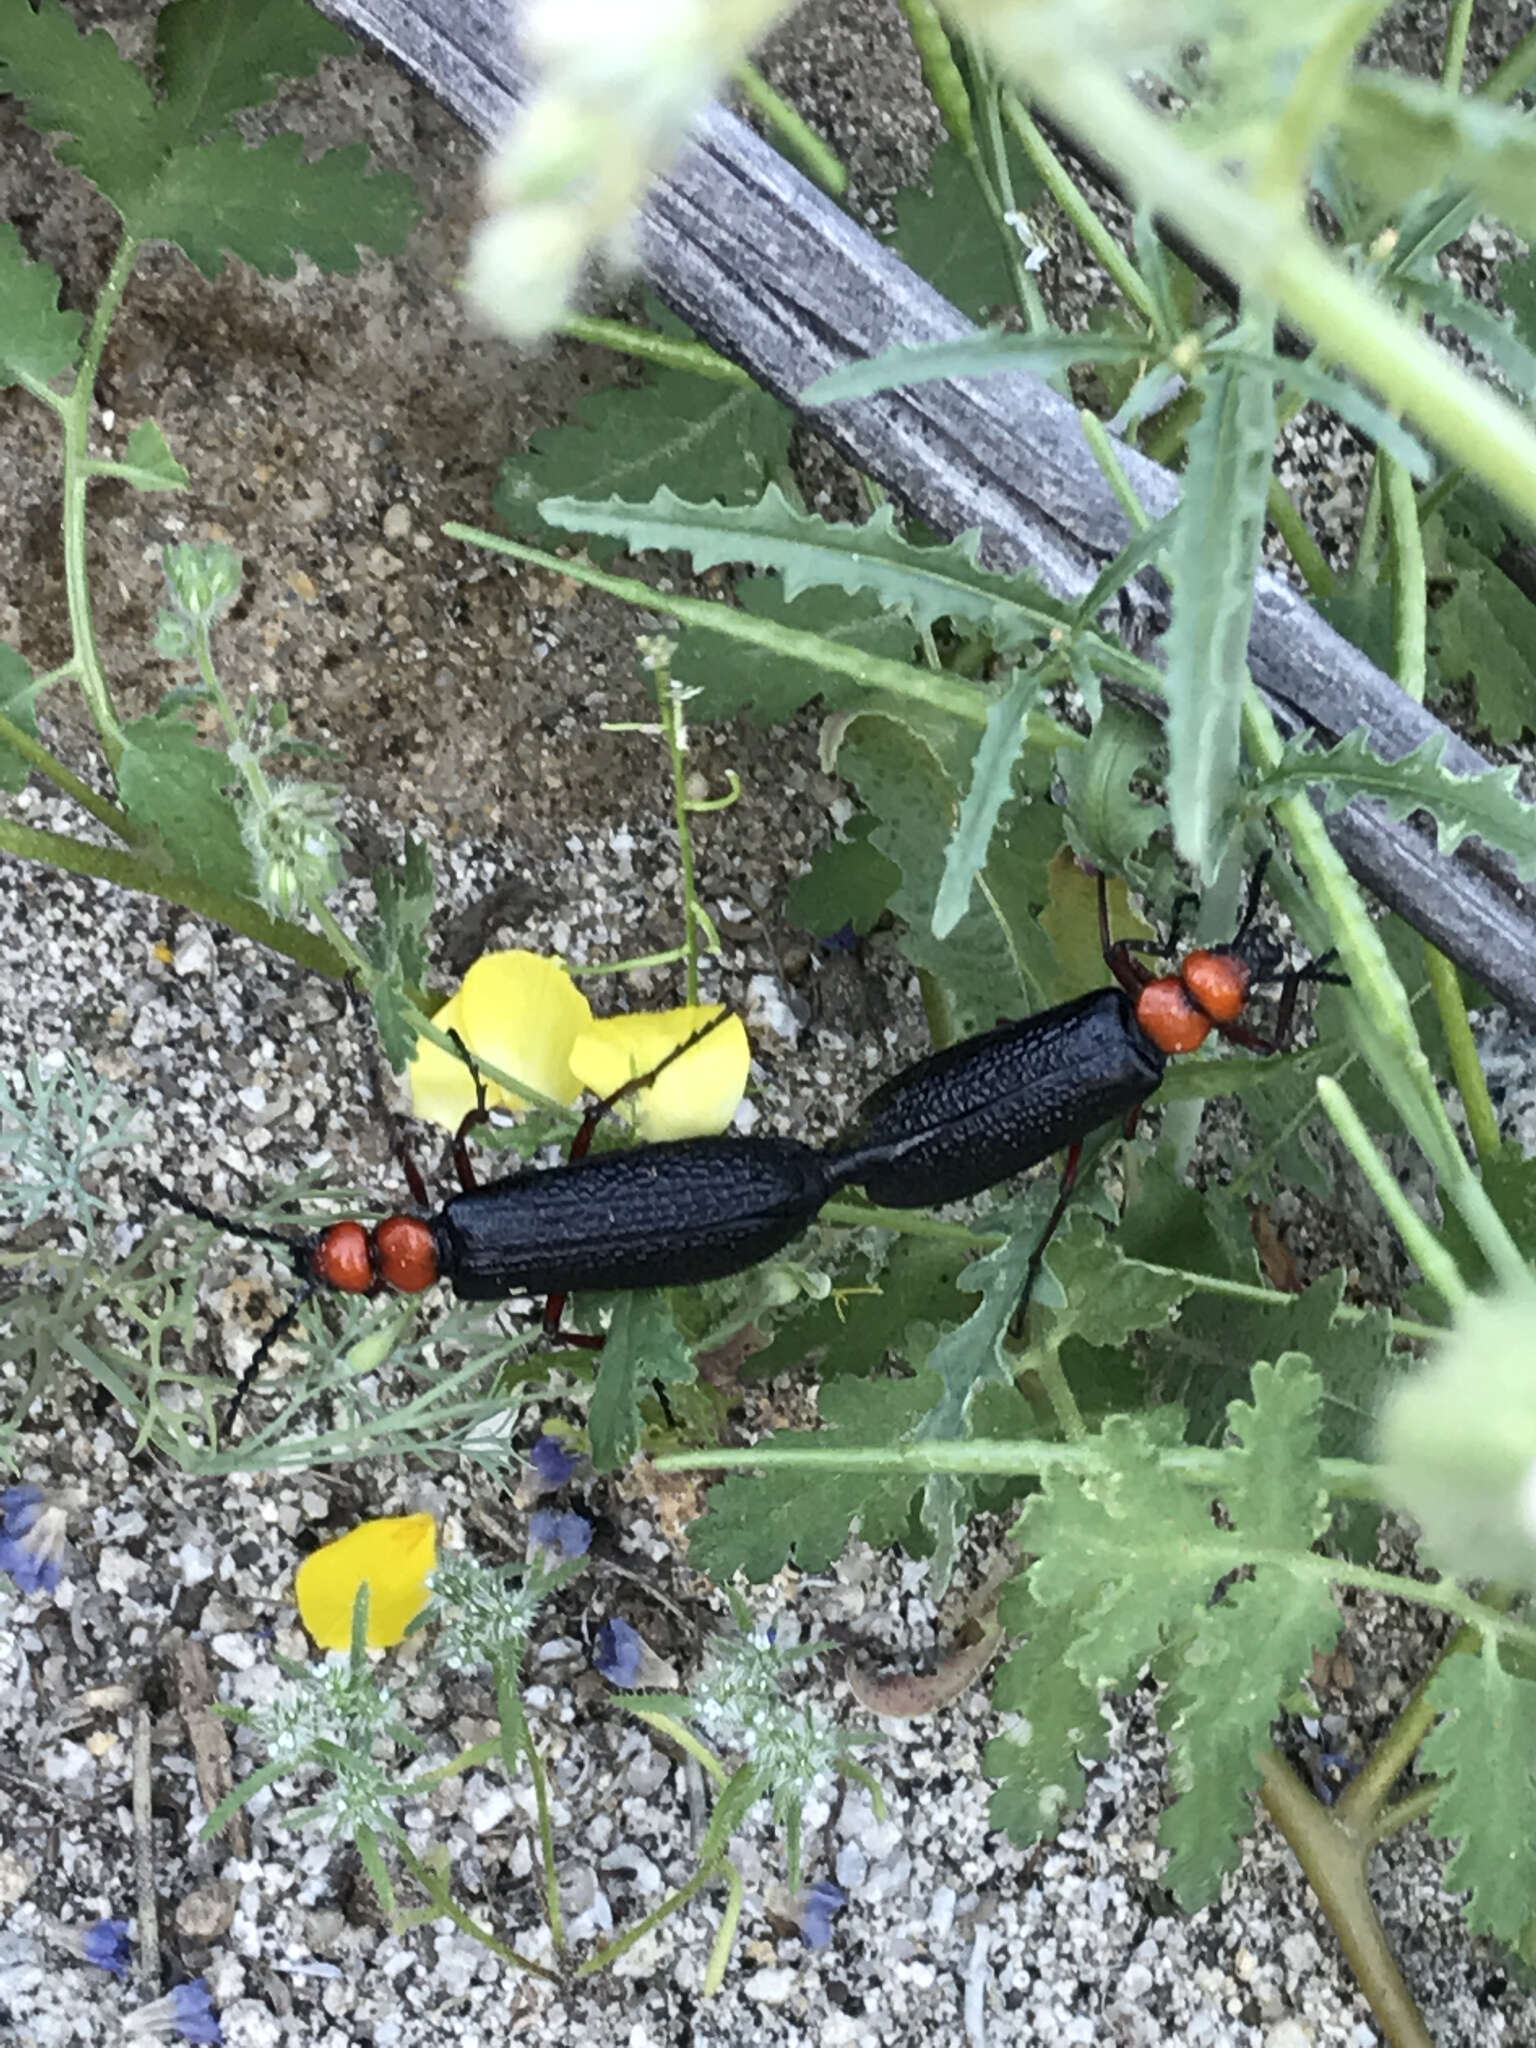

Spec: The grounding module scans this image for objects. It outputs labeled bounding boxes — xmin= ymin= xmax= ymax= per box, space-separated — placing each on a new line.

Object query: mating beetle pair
xmin=157 ymin=861 xmax=1343 ymax=1425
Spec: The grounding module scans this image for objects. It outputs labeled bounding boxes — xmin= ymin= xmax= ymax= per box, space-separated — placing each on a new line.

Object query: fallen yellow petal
xmin=408 ymin=952 xmax=594 ymax=1131
xmin=294 ymin=1513 xmax=437 ymax=1651
xmin=570 ymin=1005 xmax=749 ymax=1140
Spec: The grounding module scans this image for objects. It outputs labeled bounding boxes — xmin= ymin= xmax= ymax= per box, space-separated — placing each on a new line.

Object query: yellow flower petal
xmin=294 ymin=1513 xmax=437 ymax=1651
xmin=458 ymin=951 xmax=593 ymax=1111
xmin=569 ymin=1005 xmax=749 ymax=1140
xmin=407 ymin=991 xmax=481 ymax=1132
xmin=407 ymin=953 xmax=594 ymax=1131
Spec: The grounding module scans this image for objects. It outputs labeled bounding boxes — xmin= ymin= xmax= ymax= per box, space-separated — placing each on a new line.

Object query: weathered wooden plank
xmin=316 ymin=0 xmax=1536 ymax=1017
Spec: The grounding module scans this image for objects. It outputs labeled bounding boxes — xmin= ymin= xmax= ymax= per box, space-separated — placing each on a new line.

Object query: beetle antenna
xmin=146 ymin=1176 xmax=306 ymax=1254
xmin=224 ymin=1280 xmax=316 ymax=1433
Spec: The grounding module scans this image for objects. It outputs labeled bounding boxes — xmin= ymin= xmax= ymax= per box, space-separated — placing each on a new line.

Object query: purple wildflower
xmin=799 ymin=1878 xmax=847 ymax=1950
xmin=81 ymin=1917 xmax=132 ymax=1977
xmin=0 ymin=1488 xmax=65 ymax=1594
xmin=124 ymin=1978 xmax=223 ymax=2043
xmin=593 ymin=1616 xmax=644 ymax=1687
xmin=528 ymin=1433 xmax=580 ymax=1490
xmin=528 ymin=1508 xmax=591 ymax=1565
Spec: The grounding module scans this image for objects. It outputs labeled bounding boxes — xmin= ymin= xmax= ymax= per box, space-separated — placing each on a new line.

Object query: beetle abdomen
xmin=830 ymin=987 xmax=1164 ymax=1208
xmin=434 ymin=1135 xmax=836 ymax=1301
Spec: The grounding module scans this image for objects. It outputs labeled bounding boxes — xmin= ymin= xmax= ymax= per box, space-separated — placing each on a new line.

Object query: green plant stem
xmin=1256 ymin=0 xmax=1387 ymax=208
xmin=898 ymin=0 xmax=976 ymax=154
xmin=573 ymin=1859 xmax=728 ymax=1977
xmin=1139 ymin=383 xmax=1202 ymax=466
xmin=497 ymin=1670 xmax=565 ymax=1954
xmin=1382 ymin=452 xmax=1427 ymax=700
xmin=1078 ymin=410 xmax=1150 ymax=530
xmin=1029 ymin=1334 xmax=1087 ymax=1441
xmin=445 ymin=523 xmax=1082 ymax=730
xmin=1266 ymin=475 xmax=1339 ymax=601
xmin=1338 ymin=1618 xmax=1480 ymax=1843
xmin=0 ymin=708 xmax=139 ymax=840
xmin=1257 ymin=1753 xmax=1435 ymax=2048
xmin=556 ymin=313 xmax=753 ymax=383
xmin=1349 ymin=455 xmax=1386 ymax=589
xmin=0 ymin=814 xmax=348 ymax=977
xmin=1421 ymin=945 xmax=1501 ymax=1168
xmin=397 ymin=1844 xmax=559 ymax=1980
xmin=659 ymin=673 xmax=703 ymax=1003
xmin=1000 ymin=93 xmax=1159 ymax=325
xmin=1316 ymin=1076 xmax=1469 ymax=1313
xmin=733 ymin=61 xmax=847 ymax=197
xmin=973 ymin=55 xmax=1051 ymax=334
xmin=59 ymin=233 xmax=139 ymax=768
xmin=818 ymin=1198 xmax=1445 ymax=1339
xmin=1442 ymin=0 xmax=1474 ymax=92
xmin=1379 ymin=451 xmax=1501 ymax=1171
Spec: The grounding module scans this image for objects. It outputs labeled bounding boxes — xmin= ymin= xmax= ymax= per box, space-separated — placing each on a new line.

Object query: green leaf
xmin=1400 ymin=268 xmax=1536 ymax=406
xmin=744 ymin=1235 xmax=969 ymax=1380
xmin=1337 ymin=74 xmax=1536 ymax=241
xmin=1429 ymin=1140 xmax=1536 ymax=1294
xmin=834 ymin=711 xmax=1036 ymax=1036
xmin=673 ymin=576 xmax=915 ymax=725
xmin=686 ymin=1374 xmax=937 ymax=1581
xmin=113 ymin=418 xmax=189 ymax=492
xmin=127 ymin=132 xmax=417 ymax=279
xmin=933 ymin=672 xmax=1042 ymax=939
xmin=986 ymin=1575 xmax=1109 ymax=1848
xmin=116 ymin=716 xmax=254 ymax=900
xmin=1163 ymin=353 xmax=1276 ymax=881
xmin=537 ymin=484 xmax=1070 ymax=654
xmin=784 ymin=815 xmax=901 ymax=937
xmin=1259 ymin=728 xmax=1536 ymax=876
xmin=0 ymin=221 xmax=81 ymax=392
xmin=1037 ymin=1210 xmax=1193 ymax=1347
xmin=1421 ymin=1643 xmax=1536 ymax=1944
xmin=0 ymin=643 xmax=44 ymax=793
xmin=496 ymin=374 xmax=791 ymax=549
xmin=1429 ymin=542 xmax=1536 ymax=744
xmin=804 ymin=328 xmax=1156 ymax=407
xmin=0 ymin=0 xmax=165 ymax=201
xmin=359 ymin=837 xmax=435 ymax=1071
xmin=588 ymin=1290 xmax=694 ymax=1471
xmin=155 ymin=0 xmax=352 ymax=133
xmin=886 ymin=135 xmax=1043 ymax=323
xmin=1057 ymin=698 xmax=1165 ymax=873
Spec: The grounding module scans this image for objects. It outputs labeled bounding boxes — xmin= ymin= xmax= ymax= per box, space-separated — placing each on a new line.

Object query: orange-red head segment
xmin=1179 ymin=948 xmax=1251 ymax=1027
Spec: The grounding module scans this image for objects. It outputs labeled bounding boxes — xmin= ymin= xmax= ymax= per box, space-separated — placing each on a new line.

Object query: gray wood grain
xmin=317 ymin=0 xmax=1536 ymax=1018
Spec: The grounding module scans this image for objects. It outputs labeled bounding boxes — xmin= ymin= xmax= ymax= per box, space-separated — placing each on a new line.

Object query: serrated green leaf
xmin=933 ymin=672 xmax=1042 ymax=939
xmin=1338 ymin=74 xmax=1536 ymax=240
xmin=1429 ymin=546 xmax=1536 ymax=745
xmin=686 ymin=1374 xmax=937 ymax=1581
xmin=114 ymin=418 xmax=189 ymax=492
xmin=538 ymin=484 xmax=1070 ymax=655
xmin=1161 ymin=1568 xmax=1340 ymax=1908
xmin=155 ymin=0 xmax=351 ymax=133
xmin=1163 ymin=354 xmax=1276 ymax=881
xmin=804 ymin=328 xmax=1156 ymax=407
xmin=1259 ymin=728 xmax=1536 ymax=876
xmin=127 ymin=132 xmax=417 ymax=278
xmin=986 ymin=1577 xmax=1109 ymax=1848
xmin=887 ymin=135 xmax=1042 ymax=323
xmin=588 ymin=1290 xmax=693 ymax=1471
xmin=0 ymin=0 xmax=165 ymax=201
xmin=1018 ymin=1413 xmax=1222 ymax=1690
xmin=1421 ymin=1642 xmax=1536 ymax=1944
xmin=1040 ymin=1211 xmax=1194 ymax=1348
xmin=497 ymin=375 xmax=790 ymax=551
xmin=674 ymin=576 xmax=914 ymax=725
xmin=1223 ymin=1355 xmax=1330 ymax=1549
xmin=117 ymin=716 xmax=253 ymax=900
xmin=0 ymin=221 xmax=81 ymax=392
xmin=0 ymin=643 xmax=44 ymax=793
xmin=784 ymin=815 xmax=901 ymax=938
